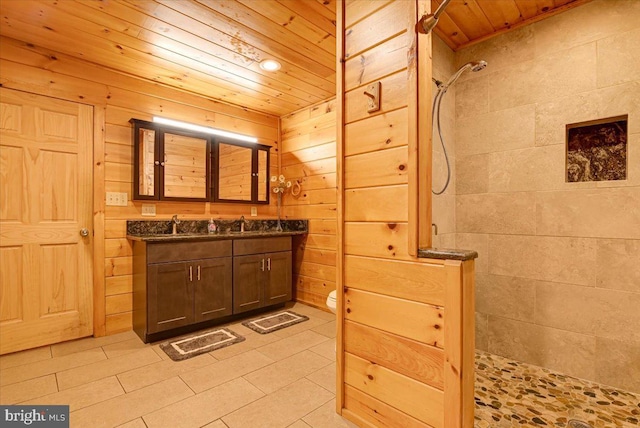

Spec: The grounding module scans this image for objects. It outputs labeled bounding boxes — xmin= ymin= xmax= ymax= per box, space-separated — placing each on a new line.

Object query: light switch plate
xmin=250 ymin=206 xmax=257 ymax=217
xmin=141 ymin=204 xmax=156 ymax=216
xmin=106 ymin=192 xmax=128 ymax=206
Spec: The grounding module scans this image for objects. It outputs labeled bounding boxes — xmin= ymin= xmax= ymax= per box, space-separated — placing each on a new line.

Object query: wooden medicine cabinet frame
xmin=130 ymin=119 xmax=270 ymax=204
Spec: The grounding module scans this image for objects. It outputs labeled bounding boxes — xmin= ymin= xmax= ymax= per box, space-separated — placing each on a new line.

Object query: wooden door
xmin=0 ymin=88 xmax=93 ymax=355
xmin=194 ymin=257 xmax=233 ymax=322
xmin=264 ymin=251 xmax=292 ymax=306
xmin=232 ymin=254 xmax=263 ymax=313
xmin=147 ymin=262 xmax=193 ymax=333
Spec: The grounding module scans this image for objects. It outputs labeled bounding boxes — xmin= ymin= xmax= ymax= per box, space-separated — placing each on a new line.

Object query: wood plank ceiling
xmin=0 ymin=0 xmax=589 ymax=117
xmin=432 ymin=0 xmax=592 ymax=51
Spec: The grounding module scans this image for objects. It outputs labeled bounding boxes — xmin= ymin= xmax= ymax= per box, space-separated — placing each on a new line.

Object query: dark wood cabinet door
xmin=194 ymin=257 xmax=233 ymax=322
xmin=233 ymin=254 xmax=264 ymax=313
xmin=264 ymin=251 xmax=292 ymax=306
xmin=147 ymin=262 xmax=194 ymax=333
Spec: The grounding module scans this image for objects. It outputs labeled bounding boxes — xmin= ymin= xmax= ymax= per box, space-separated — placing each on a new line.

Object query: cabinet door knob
xmin=261 ymin=258 xmax=265 ymax=271
xmin=197 ymin=265 xmax=201 ymax=281
xmin=189 ymin=266 xmax=193 ymax=282
xmin=267 ymin=258 xmax=271 ymax=271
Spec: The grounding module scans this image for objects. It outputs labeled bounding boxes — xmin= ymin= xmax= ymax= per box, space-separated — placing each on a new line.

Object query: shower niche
xmin=566 ymin=115 xmax=628 ymax=182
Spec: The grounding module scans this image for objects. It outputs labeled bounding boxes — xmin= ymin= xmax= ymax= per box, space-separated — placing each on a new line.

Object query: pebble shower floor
xmin=474 ymin=350 xmax=639 ymax=427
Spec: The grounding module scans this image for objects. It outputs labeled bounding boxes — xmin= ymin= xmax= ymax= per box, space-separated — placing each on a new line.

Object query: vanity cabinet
xmin=133 ymin=240 xmax=233 ymax=341
xmin=233 ymin=237 xmax=292 ymax=314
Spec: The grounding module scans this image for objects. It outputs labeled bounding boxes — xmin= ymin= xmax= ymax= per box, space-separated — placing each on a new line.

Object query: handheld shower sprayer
xmin=432 ymin=60 xmax=487 ymax=195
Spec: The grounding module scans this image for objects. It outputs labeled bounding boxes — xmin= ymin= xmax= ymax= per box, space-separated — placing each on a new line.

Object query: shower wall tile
xmin=535 ymin=282 xmax=640 ymax=343
xmin=487 ymin=316 xmax=596 ymax=381
xmin=595 ymin=337 xmax=640 ymax=393
xmin=535 ymin=81 xmax=640 ymax=147
xmin=432 ymin=192 xmax=455 ymax=235
xmin=535 ymin=188 xmax=640 ymax=239
xmin=488 ymin=43 xmax=597 ymax=112
xmin=535 ymin=94 xmax=599 ymax=148
xmin=432 ymin=232 xmax=456 ymax=250
xmin=476 ymin=274 xmax=535 ymax=323
xmin=488 ymin=145 xmax=564 ymax=193
xmin=596 ymin=239 xmax=640 ymax=293
xmin=488 ymin=235 xmax=597 ymax=286
xmin=456 ymin=104 xmax=535 ymax=156
xmin=456 ymin=26 xmax=534 ymax=78
xmin=456 ymin=193 xmax=536 ymax=235
xmin=475 ymin=312 xmax=489 ymax=352
xmin=534 ymin=0 xmax=640 ymax=58
xmin=454 ymin=76 xmax=489 ymax=120
xmin=455 ymin=233 xmax=488 ymax=273
xmin=432 ymin=35 xmax=456 ymax=80
xmin=455 ymin=154 xmax=489 ymax=195
xmin=597 ymin=27 xmax=640 ymax=88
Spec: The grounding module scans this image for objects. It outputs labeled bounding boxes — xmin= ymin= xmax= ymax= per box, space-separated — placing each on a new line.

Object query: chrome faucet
xmin=171 ymin=214 xmax=180 ymax=235
xmin=239 ymin=215 xmax=245 ymax=233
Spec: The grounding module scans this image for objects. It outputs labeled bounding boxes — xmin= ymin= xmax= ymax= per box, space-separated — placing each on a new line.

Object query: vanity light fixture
xmin=152 ymin=116 xmax=258 ymax=143
xmin=259 ymin=59 xmax=281 ymax=71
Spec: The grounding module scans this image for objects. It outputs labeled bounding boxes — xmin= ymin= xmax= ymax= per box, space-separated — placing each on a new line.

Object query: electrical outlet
xmin=141 ymin=204 xmax=156 ymax=216
xmin=250 ymin=206 xmax=257 ymax=217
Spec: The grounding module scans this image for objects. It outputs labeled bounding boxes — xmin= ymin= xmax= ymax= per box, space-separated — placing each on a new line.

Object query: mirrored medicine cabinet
xmin=131 ymin=119 xmax=270 ymax=204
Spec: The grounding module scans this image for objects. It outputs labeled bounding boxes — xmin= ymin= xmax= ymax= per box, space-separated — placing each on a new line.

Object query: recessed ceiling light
xmin=259 ymin=59 xmax=281 ymax=71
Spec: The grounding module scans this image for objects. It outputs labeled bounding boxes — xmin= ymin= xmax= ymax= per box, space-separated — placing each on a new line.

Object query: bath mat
xmin=242 ymin=311 xmax=309 ymax=334
xmin=159 ymin=327 xmax=245 ymax=361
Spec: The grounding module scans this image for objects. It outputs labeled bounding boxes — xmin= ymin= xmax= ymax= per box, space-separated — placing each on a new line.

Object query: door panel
xmin=148 ymin=262 xmax=193 ymax=333
xmin=0 ymin=88 xmax=93 ymax=355
xmin=233 ymin=254 xmax=263 ymax=313
xmin=195 ymin=257 xmax=233 ymax=322
xmin=265 ymin=251 xmax=292 ymax=306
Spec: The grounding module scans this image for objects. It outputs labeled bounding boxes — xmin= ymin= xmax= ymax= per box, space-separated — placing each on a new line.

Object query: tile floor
xmin=1 ymin=302 xmax=639 ymax=428
xmin=0 ymin=302 xmax=354 ymax=428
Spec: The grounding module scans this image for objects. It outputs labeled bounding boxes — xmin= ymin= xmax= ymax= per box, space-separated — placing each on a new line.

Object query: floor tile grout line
xmin=298 ymin=395 xmax=336 ymax=424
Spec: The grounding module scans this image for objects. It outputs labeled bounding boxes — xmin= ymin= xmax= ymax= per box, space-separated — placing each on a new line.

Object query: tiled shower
xmin=431 ymin=0 xmax=640 ymax=424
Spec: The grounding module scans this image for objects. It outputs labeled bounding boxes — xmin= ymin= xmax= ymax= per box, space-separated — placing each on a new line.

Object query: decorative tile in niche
xmin=566 ymin=115 xmax=628 ymax=182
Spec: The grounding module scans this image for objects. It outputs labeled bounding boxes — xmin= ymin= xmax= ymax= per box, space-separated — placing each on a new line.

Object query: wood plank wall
xmin=337 ymin=2 xmax=474 ymax=427
xmin=0 ymin=35 xmax=279 ymax=336
xmin=280 ymin=100 xmax=337 ymax=310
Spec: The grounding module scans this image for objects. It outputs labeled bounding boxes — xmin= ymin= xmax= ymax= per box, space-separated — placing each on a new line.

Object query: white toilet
xmin=326 ymin=290 xmax=337 ymax=314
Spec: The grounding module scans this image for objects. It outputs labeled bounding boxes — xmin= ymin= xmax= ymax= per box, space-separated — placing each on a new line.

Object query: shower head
xmin=418 ymin=0 xmax=453 ymax=34
xmin=439 ymin=60 xmax=487 ymax=92
xmin=470 ymin=60 xmax=487 ymax=72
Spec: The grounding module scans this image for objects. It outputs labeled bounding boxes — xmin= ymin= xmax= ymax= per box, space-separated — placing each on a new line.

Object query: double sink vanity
xmin=127 ymin=219 xmax=307 ymax=343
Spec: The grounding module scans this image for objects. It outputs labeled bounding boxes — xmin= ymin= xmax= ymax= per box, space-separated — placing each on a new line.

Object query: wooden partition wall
xmin=336 ymin=1 xmax=475 ymax=427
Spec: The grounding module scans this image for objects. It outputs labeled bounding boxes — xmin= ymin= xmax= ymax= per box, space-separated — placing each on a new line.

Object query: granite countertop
xmin=127 ymin=230 xmax=307 ymax=242
xmin=126 ymin=219 xmax=308 ymax=242
xmin=418 ymin=247 xmax=478 ymax=261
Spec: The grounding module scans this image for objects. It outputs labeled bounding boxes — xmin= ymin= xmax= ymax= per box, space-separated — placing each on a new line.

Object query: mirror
xmin=163 ymin=132 xmax=208 ymax=200
xmin=131 ymin=118 xmax=269 ymax=204
xmin=257 ymin=148 xmax=268 ymax=202
xmin=217 ymin=142 xmax=253 ymax=201
xmin=137 ymin=127 xmax=156 ymax=197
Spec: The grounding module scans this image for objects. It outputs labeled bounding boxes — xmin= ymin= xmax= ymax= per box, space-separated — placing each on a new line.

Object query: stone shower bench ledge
xmin=418 ymin=247 xmax=478 ymax=261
